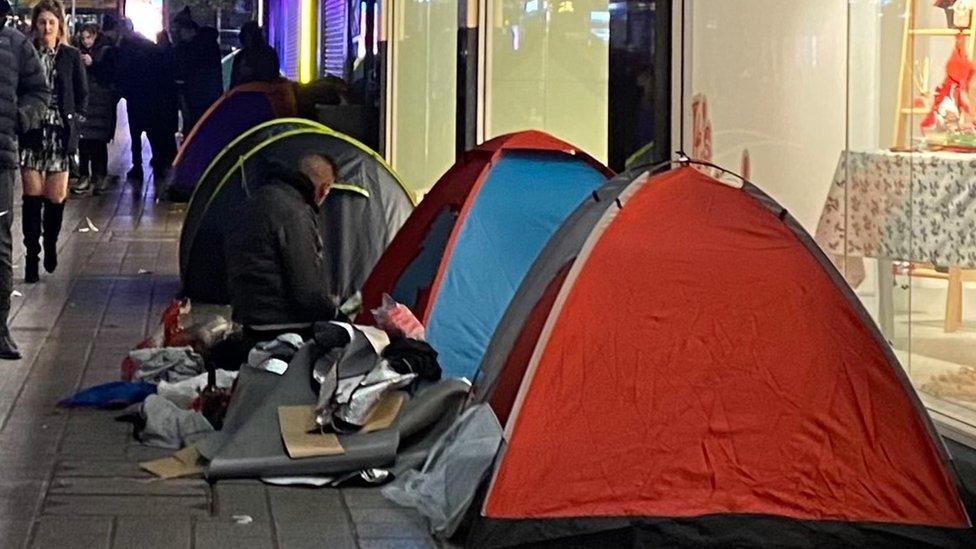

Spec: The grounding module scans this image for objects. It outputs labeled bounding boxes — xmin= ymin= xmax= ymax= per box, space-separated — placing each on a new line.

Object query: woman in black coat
xmin=72 ymin=22 xmax=116 ymax=195
xmin=19 ymin=0 xmax=87 ymax=283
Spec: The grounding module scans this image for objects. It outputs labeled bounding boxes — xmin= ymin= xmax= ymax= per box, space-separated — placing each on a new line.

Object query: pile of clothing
xmin=310 ymin=321 xmax=441 ymax=435
xmin=61 ymin=299 xmax=243 ymax=449
xmin=59 ymin=295 xmax=465 ymax=486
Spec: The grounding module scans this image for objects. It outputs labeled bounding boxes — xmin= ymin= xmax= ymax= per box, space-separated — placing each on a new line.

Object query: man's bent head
xmin=299 ymin=153 xmax=338 ymax=206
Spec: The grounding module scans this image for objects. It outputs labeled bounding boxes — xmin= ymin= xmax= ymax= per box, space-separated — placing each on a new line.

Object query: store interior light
xmin=127 ymin=0 xmax=163 ymax=42
xmin=299 ymin=0 xmax=314 ymax=83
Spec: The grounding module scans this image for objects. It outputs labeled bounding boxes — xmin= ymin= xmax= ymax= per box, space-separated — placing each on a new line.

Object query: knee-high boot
xmin=22 ymin=196 xmax=43 ymax=283
xmin=42 ymin=199 xmax=65 ymax=274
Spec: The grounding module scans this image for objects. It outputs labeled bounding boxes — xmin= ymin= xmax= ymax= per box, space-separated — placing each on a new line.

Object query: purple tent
xmin=168 ymin=81 xmax=297 ymax=202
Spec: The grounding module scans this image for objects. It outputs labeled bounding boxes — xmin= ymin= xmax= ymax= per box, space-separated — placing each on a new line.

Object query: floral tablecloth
xmin=815 ymin=150 xmax=976 ymax=273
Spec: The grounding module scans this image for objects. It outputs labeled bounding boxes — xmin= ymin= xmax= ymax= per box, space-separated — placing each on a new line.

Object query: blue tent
xmin=359 ymin=131 xmax=613 ymax=380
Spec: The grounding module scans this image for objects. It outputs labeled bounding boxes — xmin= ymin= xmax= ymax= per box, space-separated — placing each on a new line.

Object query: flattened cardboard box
xmin=277 ymin=391 xmax=408 ymax=459
xmin=140 ymin=445 xmax=204 ymax=479
xmin=278 ymin=406 xmax=345 ymax=459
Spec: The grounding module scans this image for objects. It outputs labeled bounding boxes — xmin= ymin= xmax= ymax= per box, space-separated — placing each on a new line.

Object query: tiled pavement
xmin=0 ymin=178 xmax=442 ymax=548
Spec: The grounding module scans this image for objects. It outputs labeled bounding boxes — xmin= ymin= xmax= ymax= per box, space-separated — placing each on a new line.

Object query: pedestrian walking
xmin=0 ymin=0 xmax=49 ymax=357
xmin=20 ymin=0 xmax=87 ymax=284
xmin=171 ymin=7 xmax=222 ymax=135
xmin=71 ymin=22 xmax=117 ymax=195
xmin=113 ymin=19 xmax=177 ymax=183
xmin=230 ymin=21 xmax=279 ymax=89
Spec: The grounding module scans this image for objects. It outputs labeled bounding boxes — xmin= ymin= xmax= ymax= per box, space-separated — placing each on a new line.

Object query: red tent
xmin=466 ymin=166 xmax=971 ymax=547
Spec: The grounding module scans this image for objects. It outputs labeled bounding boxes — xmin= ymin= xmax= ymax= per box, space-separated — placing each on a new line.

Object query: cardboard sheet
xmin=140 ymin=445 xmax=204 ymax=479
xmin=278 ymin=406 xmax=345 ymax=459
xmin=361 ymin=391 xmax=408 ymax=433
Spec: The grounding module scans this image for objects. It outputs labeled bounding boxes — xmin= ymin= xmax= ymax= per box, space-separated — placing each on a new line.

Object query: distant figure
xmin=20 ymin=0 xmax=87 ymax=284
xmin=156 ymin=29 xmax=172 ymax=50
xmin=224 ymin=153 xmax=340 ymax=345
xmin=0 ymin=0 xmax=49 ymax=357
xmin=229 ymin=21 xmax=279 ymax=89
xmin=112 ymin=17 xmax=178 ymax=182
xmin=72 ymin=22 xmax=117 ymax=195
xmin=171 ymin=7 xmax=222 ymax=134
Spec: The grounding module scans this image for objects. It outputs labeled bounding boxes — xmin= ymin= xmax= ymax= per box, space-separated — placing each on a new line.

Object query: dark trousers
xmin=78 ymin=139 xmax=108 ymax=180
xmin=0 ymin=170 xmax=13 ymax=326
xmin=209 ymin=326 xmax=314 ymax=371
xmin=127 ymin=106 xmax=177 ymax=175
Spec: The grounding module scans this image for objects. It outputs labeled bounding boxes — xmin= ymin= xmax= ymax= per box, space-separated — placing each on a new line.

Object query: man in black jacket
xmin=224 ymin=153 xmax=340 ymax=343
xmin=230 ymin=21 xmax=280 ymax=89
xmin=172 ymin=7 xmax=222 ymax=135
xmin=113 ymin=18 xmax=178 ymax=183
xmin=0 ymin=6 xmax=50 ymax=358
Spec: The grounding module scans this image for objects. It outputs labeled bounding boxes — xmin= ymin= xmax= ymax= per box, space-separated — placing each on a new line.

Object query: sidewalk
xmin=0 ymin=179 xmax=441 ymax=548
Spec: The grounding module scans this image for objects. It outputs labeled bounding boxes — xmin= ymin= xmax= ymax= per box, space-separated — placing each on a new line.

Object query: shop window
xmin=387 ymin=0 xmax=458 ymax=191
xmin=480 ymin=0 xmax=669 ymax=171
xmin=683 ymin=0 xmax=976 ymax=438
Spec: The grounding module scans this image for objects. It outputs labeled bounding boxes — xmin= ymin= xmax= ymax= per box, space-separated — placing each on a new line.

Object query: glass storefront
xmin=480 ymin=0 xmax=670 ymax=170
xmin=386 ymin=0 xmax=458 ymax=191
xmin=481 ymin=0 xmax=611 ymax=161
xmin=682 ymin=0 xmax=976 ymax=440
xmin=384 ymin=0 xmax=670 ymax=190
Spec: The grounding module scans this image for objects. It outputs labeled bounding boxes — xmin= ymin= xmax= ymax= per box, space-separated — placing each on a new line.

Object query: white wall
xmin=683 ymin=0 xmax=848 ymax=232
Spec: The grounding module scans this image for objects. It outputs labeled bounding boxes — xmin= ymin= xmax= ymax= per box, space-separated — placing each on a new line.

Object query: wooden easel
xmin=892 ymin=0 xmax=976 ymax=150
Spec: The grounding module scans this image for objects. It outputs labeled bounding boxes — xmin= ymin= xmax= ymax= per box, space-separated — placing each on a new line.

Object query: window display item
xmin=953 ymin=0 xmax=974 ymax=28
xmin=922 ymin=366 xmax=976 ymax=401
xmin=893 ymin=0 xmax=976 ymax=149
xmin=921 ymin=35 xmax=976 ymax=150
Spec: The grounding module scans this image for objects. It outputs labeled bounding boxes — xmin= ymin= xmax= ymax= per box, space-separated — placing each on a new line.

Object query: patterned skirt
xmin=19 ymin=124 xmax=70 ymax=173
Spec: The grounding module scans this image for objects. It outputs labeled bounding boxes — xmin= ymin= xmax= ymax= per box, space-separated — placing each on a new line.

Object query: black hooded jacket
xmin=174 ymin=27 xmax=222 ymax=110
xmin=224 ymin=165 xmax=338 ymax=327
xmin=78 ymin=35 xmax=117 ymax=143
xmin=0 ymin=26 xmax=50 ymax=168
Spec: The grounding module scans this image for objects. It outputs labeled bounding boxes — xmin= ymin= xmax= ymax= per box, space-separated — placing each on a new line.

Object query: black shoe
xmin=71 ymin=176 xmax=92 ymax=195
xmin=0 ymin=331 xmax=21 ymax=360
xmin=25 ymin=255 xmax=39 ymax=283
xmin=92 ymin=176 xmax=108 ymax=196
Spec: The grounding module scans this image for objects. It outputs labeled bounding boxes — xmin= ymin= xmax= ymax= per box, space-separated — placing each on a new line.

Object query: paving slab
xmin=30 ymin=516 xmax=113 ymax=549
xmin=49 ymin=477 xmax=207 ymax=498
xmin=42 ymin=494 xmax=210 ymax=518
xmin=213 ymin=481 xmax=271 ymax=522
xmin=0 ymin=518 xmax=33 ymax=549
xmin=358 ymin=539 xmax=439 ymax=549
xmin=112 ymin=516 xmax=193 ymax=549
xmin=0 ymin=479 xmax=46 ymax=521
xmin=193 ymin=518 xmax=276 ymax=549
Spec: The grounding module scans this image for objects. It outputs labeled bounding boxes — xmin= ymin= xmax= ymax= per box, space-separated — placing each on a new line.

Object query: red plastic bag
xmin=120 ymin=299 xmax=189 ymax=380
xmin=162 ymin=299 xmax=191 ymax=347
xmin=371 ymin=294 xmax=425 ymax=340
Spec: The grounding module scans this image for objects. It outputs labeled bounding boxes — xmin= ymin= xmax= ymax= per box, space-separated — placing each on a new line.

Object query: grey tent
xmin=179 ymin=119 xmax=415 ymax=305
